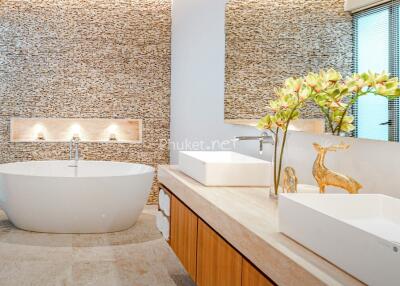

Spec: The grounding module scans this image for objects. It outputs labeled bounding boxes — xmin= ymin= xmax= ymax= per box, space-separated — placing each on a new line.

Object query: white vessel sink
xmin=178 ymin=151 xmax=271 ymax=187
xmin=279 ymin=194 xmax=400 ymax=286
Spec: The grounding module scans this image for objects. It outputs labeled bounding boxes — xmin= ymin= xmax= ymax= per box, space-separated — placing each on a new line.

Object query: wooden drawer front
xmin=196 ymin=219 xmax=242 ymax=286
xmin=170 ymin=196 xmax=198 ymax=281
xmin=242 ymin=259 xmax=275 ymax=286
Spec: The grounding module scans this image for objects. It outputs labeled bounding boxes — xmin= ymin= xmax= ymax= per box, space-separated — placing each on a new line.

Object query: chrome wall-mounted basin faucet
xmin=235 ymin=132 xmax=274 ymax=154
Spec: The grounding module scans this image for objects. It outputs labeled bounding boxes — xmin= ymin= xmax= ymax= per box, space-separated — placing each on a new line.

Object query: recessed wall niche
xmin=11 ymin=118 xmax=142 ymax=143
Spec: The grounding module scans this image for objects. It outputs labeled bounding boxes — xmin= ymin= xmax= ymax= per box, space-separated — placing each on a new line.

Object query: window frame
xmin=353 ymin=0 xmax=400 ymax=142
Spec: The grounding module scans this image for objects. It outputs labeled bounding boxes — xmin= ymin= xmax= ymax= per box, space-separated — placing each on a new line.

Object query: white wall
xmin=170 ymin=0 xmax=400 ymax=198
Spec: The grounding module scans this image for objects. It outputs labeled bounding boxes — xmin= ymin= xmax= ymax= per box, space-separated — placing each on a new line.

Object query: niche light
xmin=71 ymin=124 xmax=81 ymax=140
xmin=107 ymin=124 xmax=118 ymax=141
xmin=34 ymin=124 xmax=45 ymax=140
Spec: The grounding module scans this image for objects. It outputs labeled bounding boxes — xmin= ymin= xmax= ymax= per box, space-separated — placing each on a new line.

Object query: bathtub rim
xmin=0 ymin=160 xmax=155 ymax=179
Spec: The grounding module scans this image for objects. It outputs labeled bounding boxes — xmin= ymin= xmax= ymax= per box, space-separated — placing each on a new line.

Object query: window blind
xmin=353 ymin=0 xmax=400 ymax=141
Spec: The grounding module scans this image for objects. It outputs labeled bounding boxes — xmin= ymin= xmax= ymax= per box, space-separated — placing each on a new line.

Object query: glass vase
xmin=268 ymin=135 xmax=282 ymax=199
xmin=268 ymin=130 xmax=290 ymax=199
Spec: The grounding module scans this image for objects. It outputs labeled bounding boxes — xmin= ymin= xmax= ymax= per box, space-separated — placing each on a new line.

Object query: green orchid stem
xmin=275 ymin=124 xmax=290 ymax=195
xmin=332 ymin=89 xmax=370 ymax=135
xmin=333 ymin=97 xmax=355 ymax=135
xmin=273 ymin=128 xmax=279 ymax=193
xmin=322 ymin=108 xmax=335 ymax=133
xmin=274 ymin=129 xmax=287 ymax=195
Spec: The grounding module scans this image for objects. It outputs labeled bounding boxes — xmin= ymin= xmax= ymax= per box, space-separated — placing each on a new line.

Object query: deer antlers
xmin=313 ymin=142 xmax=350 ymax=152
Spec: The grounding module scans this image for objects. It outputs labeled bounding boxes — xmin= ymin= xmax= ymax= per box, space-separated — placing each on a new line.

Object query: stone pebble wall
xmin=0 ymin=0 xmax=171 ymax=203
xmin=225 ymin=0 xmax=353 ymax=120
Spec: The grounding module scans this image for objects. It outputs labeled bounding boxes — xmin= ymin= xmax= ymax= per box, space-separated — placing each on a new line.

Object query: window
xmin=353 ymin=1 xmax=400 ymax=141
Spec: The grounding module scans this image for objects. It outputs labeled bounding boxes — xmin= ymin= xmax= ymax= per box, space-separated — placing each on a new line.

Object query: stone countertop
xmin=158 ymin=165 xmax=364 ymax=286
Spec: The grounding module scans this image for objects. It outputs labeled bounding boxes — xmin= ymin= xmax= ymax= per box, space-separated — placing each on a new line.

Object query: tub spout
xmin=69 ymin=136 xmax=80 ymax=167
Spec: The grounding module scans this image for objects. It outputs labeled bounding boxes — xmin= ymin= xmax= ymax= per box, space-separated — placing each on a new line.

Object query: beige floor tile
xmin=71 ymin=261 xmax=119 ymax=286
xmin=0 ymin=260 xmax=73 ymax=286
xmin=0 ymin=206 xmax=195 ymax=286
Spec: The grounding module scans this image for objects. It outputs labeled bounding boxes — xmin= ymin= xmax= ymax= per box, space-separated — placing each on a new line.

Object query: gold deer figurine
xmin=312 ymin=143 xmax=362 ymax=194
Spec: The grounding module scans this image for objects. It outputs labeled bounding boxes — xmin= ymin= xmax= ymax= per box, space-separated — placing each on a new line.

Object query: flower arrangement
xmin=310 ymin=70 xmax=400 ymax=135
xmin=257 ymin=69 xmax=400 ymax=196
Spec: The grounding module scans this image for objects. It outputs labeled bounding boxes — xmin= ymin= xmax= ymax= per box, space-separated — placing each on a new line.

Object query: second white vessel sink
xmin=178 ymin=151 xmax=272 ymax=187
xmin=279 ymin=194 xmax=400 ymax=286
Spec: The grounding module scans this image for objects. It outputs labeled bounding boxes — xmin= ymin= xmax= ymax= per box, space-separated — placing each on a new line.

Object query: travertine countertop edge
xmin=158 ymin=165 xmax=364 ymax=286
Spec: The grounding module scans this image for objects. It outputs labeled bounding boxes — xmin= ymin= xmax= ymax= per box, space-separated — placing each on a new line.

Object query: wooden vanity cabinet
xmin=170 ymin=196 xmax=198 ymax=281
xmin=196 ymin=219 xmax=242 ymax=286
xmin=167 ymin=188 xmax=276 ymax=286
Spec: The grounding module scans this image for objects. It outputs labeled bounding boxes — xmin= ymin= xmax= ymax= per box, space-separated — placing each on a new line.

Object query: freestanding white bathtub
xmin=0 ymin=160 xmax=155 ymax=234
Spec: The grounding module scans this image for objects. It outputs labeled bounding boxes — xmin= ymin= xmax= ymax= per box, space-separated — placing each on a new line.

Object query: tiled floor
xmin=0 ymin=206 xmax=194 ymax=286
